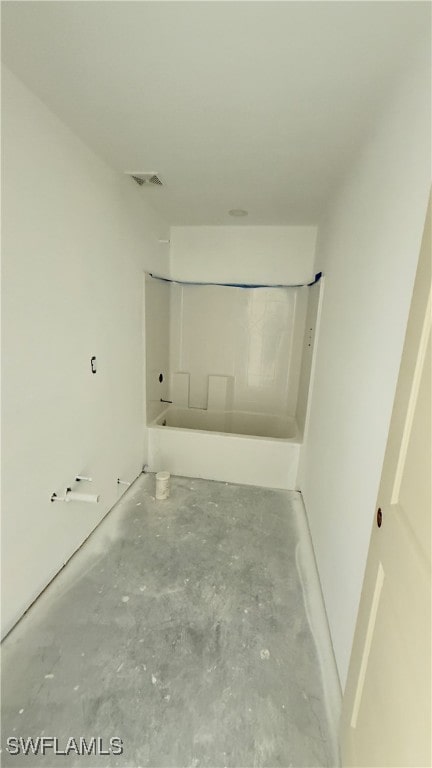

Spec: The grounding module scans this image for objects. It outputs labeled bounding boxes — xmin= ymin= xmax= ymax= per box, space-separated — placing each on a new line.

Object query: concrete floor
xmin=1 ymin=474 xmax=337 ymax=767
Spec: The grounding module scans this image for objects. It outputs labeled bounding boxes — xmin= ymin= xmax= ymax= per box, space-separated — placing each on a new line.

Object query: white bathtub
xmin=147 ymin=406 xmax=301 ymax=490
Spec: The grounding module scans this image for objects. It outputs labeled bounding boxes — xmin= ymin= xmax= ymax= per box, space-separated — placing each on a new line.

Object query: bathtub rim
xmin=148 ymin=405 xmax=302 ymax=444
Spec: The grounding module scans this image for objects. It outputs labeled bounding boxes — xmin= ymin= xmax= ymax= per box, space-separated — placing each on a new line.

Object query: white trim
xmin=391 ymin=290 xmax=431 ymax=505
xmin=350 ymin=562 xmax=385 ymax=729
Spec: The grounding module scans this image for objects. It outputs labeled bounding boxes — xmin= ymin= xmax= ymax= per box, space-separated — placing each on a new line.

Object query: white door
xmin=340 ymin=200 xmax=431 ymax=767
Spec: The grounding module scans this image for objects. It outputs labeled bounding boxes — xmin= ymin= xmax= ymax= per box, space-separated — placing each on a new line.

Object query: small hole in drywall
xmin=159 ymin=373 xmax=164 ymax=383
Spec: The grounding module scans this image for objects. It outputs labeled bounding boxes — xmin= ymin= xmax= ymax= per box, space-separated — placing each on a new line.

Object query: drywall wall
xmin=168 ymin=282 xmax=307 ymax=415
xmin=300 ymin=49 xmax=431 ymax=688
xmin=1 ymin=67 xmax=169 ymax=637
xmin=144 ymin=275 xmax=171 ymax=423
xmin=169 ymin=226 xmax=317 ymax=285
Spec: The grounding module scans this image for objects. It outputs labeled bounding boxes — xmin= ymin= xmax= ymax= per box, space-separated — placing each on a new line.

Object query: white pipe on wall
xmin=65 ymin=490 xmax=99 ymax=504
xmin=50 ymin=489 xmax=100 ymax=504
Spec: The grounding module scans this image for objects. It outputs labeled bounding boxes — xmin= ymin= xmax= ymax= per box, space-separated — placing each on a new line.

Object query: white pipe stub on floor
xmin=155 ymin=471 xmax=170 ymax=500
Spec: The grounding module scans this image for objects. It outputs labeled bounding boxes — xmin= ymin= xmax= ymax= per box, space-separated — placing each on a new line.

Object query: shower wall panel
xmin=296 ymin=281 xmax=322 ymax=435
xmin=169 ymin=283 xmax=307 ymax=417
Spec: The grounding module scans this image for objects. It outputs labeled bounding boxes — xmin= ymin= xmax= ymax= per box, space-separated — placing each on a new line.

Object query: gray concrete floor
xmin=1 ymin=475 xmax=335 ymax=767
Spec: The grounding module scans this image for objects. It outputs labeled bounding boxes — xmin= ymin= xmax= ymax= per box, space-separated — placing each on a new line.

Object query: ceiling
xmin=2 ymin=1 xmax=429 ymax=226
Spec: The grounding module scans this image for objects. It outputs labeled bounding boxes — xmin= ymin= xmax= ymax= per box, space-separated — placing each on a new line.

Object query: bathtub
xmin=146 ymin=406 xmax=301 ymax=490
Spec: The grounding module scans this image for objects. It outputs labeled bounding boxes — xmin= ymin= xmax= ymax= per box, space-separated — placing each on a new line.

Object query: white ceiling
xmin=2 ymin=1 xmax=429 ymax=226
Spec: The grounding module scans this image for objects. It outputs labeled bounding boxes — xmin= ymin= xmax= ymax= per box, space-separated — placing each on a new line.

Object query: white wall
xmin=1 ymin=68 xmax=169 ymax=637
xmin=169 ymin=226 xmax=317 ymax=285
xmin=168 ymin=283 xmax=307 ymax=416
xmin=300 ymin=51 xmax=431 ymax=688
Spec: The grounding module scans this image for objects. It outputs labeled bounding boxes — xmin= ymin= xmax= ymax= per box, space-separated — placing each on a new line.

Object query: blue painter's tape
xmin=148 ymin=272 xmax=323 ymax=289
xmin=307 ymin=271 xmax=323 ymax=286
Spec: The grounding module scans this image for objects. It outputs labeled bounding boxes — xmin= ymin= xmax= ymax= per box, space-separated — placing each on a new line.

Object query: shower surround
xmin=144 ymin=275 xmax=320 ymax=489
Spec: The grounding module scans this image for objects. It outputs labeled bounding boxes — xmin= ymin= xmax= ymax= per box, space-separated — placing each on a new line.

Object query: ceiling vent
xmin=126 ymin=172 xmax=163 ymax=187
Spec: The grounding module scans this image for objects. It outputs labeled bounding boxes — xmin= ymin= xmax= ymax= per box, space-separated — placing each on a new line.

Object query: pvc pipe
xmin=66 ymin=490 xmax=99 ymax=504
xmin=155 ymin=471 xmax=170 ymax=500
